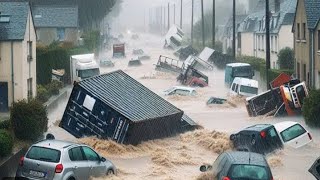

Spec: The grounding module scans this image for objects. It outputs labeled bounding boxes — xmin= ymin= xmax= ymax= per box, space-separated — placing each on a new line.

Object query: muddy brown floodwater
xmin=48 ymin=33 xmax=320 ymax=180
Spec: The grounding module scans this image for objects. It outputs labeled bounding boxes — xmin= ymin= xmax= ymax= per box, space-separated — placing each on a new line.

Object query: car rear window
xmin=229 ymin=164 xmax=269 ymax=180
xmin=26 ymin=146 xmax=61 ymax=163
xmin=280 ymin=124 xmax=307 ymax=142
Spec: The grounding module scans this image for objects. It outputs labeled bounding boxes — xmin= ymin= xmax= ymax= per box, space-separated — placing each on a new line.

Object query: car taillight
xmin=260 ymin=131 xmax=266 ymax=138
xmin=19 ymin=156 xmax=24 ymax=166
xmin=222 ymin=177 xmax=231 ymax=180
xmin=55 ymin=164 xmax=63 ymax=173
xmin=308 ymin=133 xmax=312 ymax=140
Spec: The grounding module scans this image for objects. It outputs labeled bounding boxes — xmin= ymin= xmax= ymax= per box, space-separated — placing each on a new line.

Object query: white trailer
xmin=70 ymin=54 xmax=100 ymax=83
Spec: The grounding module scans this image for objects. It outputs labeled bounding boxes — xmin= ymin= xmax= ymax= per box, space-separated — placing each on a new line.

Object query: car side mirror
xmin=100 ymin=157 xmax=106 ymax=162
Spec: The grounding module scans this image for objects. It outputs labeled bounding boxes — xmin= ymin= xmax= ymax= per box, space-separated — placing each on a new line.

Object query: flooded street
xmin=47 ymin=33 xmax=319 ymax=179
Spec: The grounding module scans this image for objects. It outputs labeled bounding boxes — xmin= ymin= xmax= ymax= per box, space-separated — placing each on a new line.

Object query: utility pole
xmin=265 ymin=0 xmax=271 ymax=89
xmin=212 ymin=0 xmax=215 ymax=48
xmin=174 ymin=4 xmax=176 ymax=25
xmin=232 ymin=0 xmax=236 ymax=59
xmin=191 ymin=0 xmax=194 ymax=45
xmin=168 ymin=2 xmax=170 ymax=30
xmin=180 ymin=0 xmax=183 ymax=29
xmin=201 ymin=0 xmax=205 ymax=47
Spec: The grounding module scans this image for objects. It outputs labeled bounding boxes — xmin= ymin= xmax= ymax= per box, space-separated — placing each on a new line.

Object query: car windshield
xmin=229 ymin=164 xmax=269 ymax=180
xmin=26 ymin=146 xmax=61 ymax=163
xmin=78 ymin=68 xmax=100 ymax=79
xmin=280 ymin=124 xmax=307 ymax=142
xmin=240 ymin=85 xmax=258 ymax=94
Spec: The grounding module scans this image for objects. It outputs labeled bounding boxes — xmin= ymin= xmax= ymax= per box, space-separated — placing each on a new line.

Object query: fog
xmin=108 ymin=0 xmax=250 ymax=34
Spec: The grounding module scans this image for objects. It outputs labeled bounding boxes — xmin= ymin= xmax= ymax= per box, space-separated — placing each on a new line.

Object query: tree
xmin=278 ymin=47 xmax=294 ymax=69
xmin=302 ymin=89 xmax=320 ymax=127
xmin=10 ymin=99 xmax=48 ymax=141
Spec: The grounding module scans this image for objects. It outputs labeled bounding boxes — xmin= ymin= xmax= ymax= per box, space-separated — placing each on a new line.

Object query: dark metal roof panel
xmin=304 ymin=0 xmax=320 ymax=29
xmin=78 ymin=70 xmax=182 ymax=122
xmin=0 ymin=2 xmax=29 ymax=40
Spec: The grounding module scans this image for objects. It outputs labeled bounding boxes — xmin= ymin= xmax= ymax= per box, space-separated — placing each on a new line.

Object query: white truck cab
xmin=70 ymin=54 xmax=100 ymax=83
xmin=230 ymin=77 xmax=258 ymax=97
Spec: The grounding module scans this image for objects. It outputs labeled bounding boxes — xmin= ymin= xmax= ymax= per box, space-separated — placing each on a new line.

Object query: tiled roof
xmin=32 ymin=5 xmax=78 ymax=28
xmin=304 ymin=0 xmax=320 ymax=29
xmin=0 ymin=2 xmax=29 ymax=41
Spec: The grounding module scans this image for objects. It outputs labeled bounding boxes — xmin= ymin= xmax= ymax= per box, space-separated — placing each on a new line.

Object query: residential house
xmin=293 ymin=0 xmax=320 ymax=88
xmin=31 ymin=5 xmax=79 ymax=45
xmin=238 ymin=0 xmax=295 ymax=69
xmin=222 ymin=14 xmax=247 ymax=54
xmin=0 ymin=2 xmax=37 ymax=112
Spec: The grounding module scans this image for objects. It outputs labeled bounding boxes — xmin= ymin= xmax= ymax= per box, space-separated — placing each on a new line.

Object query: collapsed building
xmin=60 ymin=70 xmax=198 ymax=144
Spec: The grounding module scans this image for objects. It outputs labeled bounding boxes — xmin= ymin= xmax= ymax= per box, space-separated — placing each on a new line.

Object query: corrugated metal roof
xmin=304 ymin=0 xmax=320 ymax=29
xmin=78 ymin=70 xmax=182 ymax=122
xmin=0 ymin=2 xmax=29 ymax=41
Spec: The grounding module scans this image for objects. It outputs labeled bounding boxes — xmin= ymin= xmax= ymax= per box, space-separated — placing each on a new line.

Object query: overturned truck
xmin=60 ymin=70 xmax=199 ymax=144
xmin=245 ymin=73 xmax=309 ymax=117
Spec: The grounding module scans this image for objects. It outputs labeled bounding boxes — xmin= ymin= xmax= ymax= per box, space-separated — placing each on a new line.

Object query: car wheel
xmin=107 ymin=169 xmax=114 ymax=175
xmin=230 ymin=134 xmax=236 ymax=141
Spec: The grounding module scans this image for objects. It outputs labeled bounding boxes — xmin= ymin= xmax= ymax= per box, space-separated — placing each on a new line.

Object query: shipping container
xmin=60 ymin=70 xmax=198 ymax=144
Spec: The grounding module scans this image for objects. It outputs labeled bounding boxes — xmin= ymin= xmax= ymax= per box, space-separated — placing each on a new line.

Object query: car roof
xmin=273 ymin=121 xmax=300 ymax=132
xmin=32 ymin=140 xmax=81 ymax=150
xmin=233 ymin=77 xmax=258 ymax=87
xmin=172 ymin=86 xmax=196 ymax=91
xmin=243 ymin=124 xmax=273 ymax=132
xmin=225 ymin=151 xmax=268 ymax=166
xmin=226 ymin=63 xmax=251 ymax=67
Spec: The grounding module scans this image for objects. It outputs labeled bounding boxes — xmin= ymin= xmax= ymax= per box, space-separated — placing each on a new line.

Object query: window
xmin=262 ymin=35 xmax=264 ymax=50
xmin=26 ymin=146 xmax=61 ymax=163
xmin=271 ymin=36 xmax=274 ymax=51
xmin=231 ymin=83 xmax=236 ymax=91
xmin=57 ymin=28 xmax=65 ymax=41
xmin=235 ymin=84 xmax=239 ymax=92
xmin=27 ymin=41 xmax=32 ymax=61
xmin=302 ymin=23 xmax=306 ymax=40
xmin=27 ymin=78 xmax=33 ymax=99
xmin=230 ymin=165 xmax=268 ymax=179
xmin=69 ymin=147 xmax=85 ymax=161
xmin=280 ymin=124 xmax=307 ymax=142
xmin=273 ymin=62 xmax=276 ymax=69
xmin=297 ymin=23 xmax=300 ymax=40
xmin=318 ymin=30 xmax=320 ymax=50
xmin=275 ymin=36 xmax=278 ymax=52
xmin=82 ymin=146 xmax=100 ymax=161
xmin=240 ymin=85 xmax=258 ymax=94
xmin=0 ymin=15 xmax=10 ymax=23
xmin=258 ymin=35 xmax=260 ymax=50
xmin=303 ymin=64 xmax=307 ymax=81
xmin=297 ymin=62 xmax=300 ymax=79
xmin=237 ymin=32 xmax=241 ymax=49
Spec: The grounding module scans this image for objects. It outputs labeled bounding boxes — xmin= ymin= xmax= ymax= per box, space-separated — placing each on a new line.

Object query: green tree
xmin=302 ymin=89 xmax=320 ymax=127
xmin=278 ymin=47 xmax=294 ymax=69
xmin=11 ymin=99 xmax=48 ymax=141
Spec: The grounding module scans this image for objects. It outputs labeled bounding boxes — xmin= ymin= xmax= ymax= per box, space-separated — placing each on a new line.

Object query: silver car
xmin=16 ymin=139 xmax=116 ymax=180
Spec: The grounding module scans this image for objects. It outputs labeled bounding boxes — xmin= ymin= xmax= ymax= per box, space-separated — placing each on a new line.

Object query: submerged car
xmin=230 ymin=121 xmax=312 ymax=154
xmin=16 ymin=139 xmax=116 ymax=180
xmin=207 ymin=97 xmax=227 ymax=105
xmin=164 ymin=86 xmax=197 ymax=96
xmin=132 ymin=49 xmax=144 ymax=55
xmin=309 ymin=157 xmax=320 ymax=180
xmin=100 ymin=58 xmax=114 ymax=67
xmin=128 ymin=57 xmax=142 ymax=66
xmin=200 ymin=151 xmax=273 ymax=180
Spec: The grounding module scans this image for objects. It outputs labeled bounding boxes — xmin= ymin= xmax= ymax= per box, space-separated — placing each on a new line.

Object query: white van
xmin=229 ymin=77 xmax=258 ymax=97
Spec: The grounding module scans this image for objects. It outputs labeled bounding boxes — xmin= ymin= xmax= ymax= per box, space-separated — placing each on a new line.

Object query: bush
xmin=209 ymin=51 xmax=235 ymax=69
xmin=278 ymin=47 xmax=294 ymax=69
xmin=11 ymin=99 xmax=48 ymax=141
xmin=302 ymin=89 xmax=320 ymax=127
xmin=46 ymin=80 xmax=63 ymax=96
xmin=0 ymin=130 xmax=14 ymax=157
xmin=36 ymin=85 xmax=50 ymax=103
xmin=0 ymin=119 xmax=10 ymax=129
xmin=237 ymin=56 xmax=265 ymax=71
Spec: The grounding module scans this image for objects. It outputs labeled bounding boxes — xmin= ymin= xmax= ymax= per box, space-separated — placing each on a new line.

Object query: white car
xmin=274 ymin=121 xmax=312 ymax=148
xmin=164 ymin=86 xmax=197 ymax=96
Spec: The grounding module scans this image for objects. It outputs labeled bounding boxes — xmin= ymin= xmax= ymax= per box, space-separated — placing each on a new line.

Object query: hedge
xmin=10 ymin=99 xmax=48 ymax=141
xmin=302 ymin=89 xmax=320 ymax=127
xmin=0 ymin=119 xmax=10 ymax=129
xmin=0 ymin=130 xmax=13 ymax=157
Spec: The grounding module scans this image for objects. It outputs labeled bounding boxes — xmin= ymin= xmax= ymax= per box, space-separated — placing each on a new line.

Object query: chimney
xmin=274 ymin=0 xmax=280 ymax=13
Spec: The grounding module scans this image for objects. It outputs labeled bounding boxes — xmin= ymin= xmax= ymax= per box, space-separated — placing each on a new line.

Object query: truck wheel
xmin=107 ymin=169 xmax=114 ymax=175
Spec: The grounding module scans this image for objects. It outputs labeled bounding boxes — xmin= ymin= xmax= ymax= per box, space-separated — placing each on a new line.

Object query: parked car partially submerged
xmin=128 ymin=56 xmax=142 ymax=66
xmin=100 ymin=58 xmax=114 ymax=67
xmin=230 ymin=121 xmax=312 ymax=154
xmin=16 ymin=137 xmax=116 ymax=180
xmin=309 ymin=157 xmax=320 ymax=180
xmin=132 ymin=49 xmax=144 ymax=55
xmin=200 ymin=151 xmax=273 ymax=180
xmin=164 ymin=86 xmax=197 ymax=96
xmin=207 ymin=97 xmax=227 ymax=105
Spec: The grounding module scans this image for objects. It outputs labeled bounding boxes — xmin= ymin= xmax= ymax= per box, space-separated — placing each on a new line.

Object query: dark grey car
xmin=200 ymin=151 xmax=273 ymax=180
xmin=15 ymin=139 xmax=116 ymax=180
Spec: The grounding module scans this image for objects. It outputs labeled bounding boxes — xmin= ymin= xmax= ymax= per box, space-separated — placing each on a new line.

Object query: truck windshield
xmin=78 ymin=68 xmax=100 ymax=79
xmin=240 ymin=85 xmax=258 ymax=95
xmin=233 ymin=66 xmax=253 ymax=78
